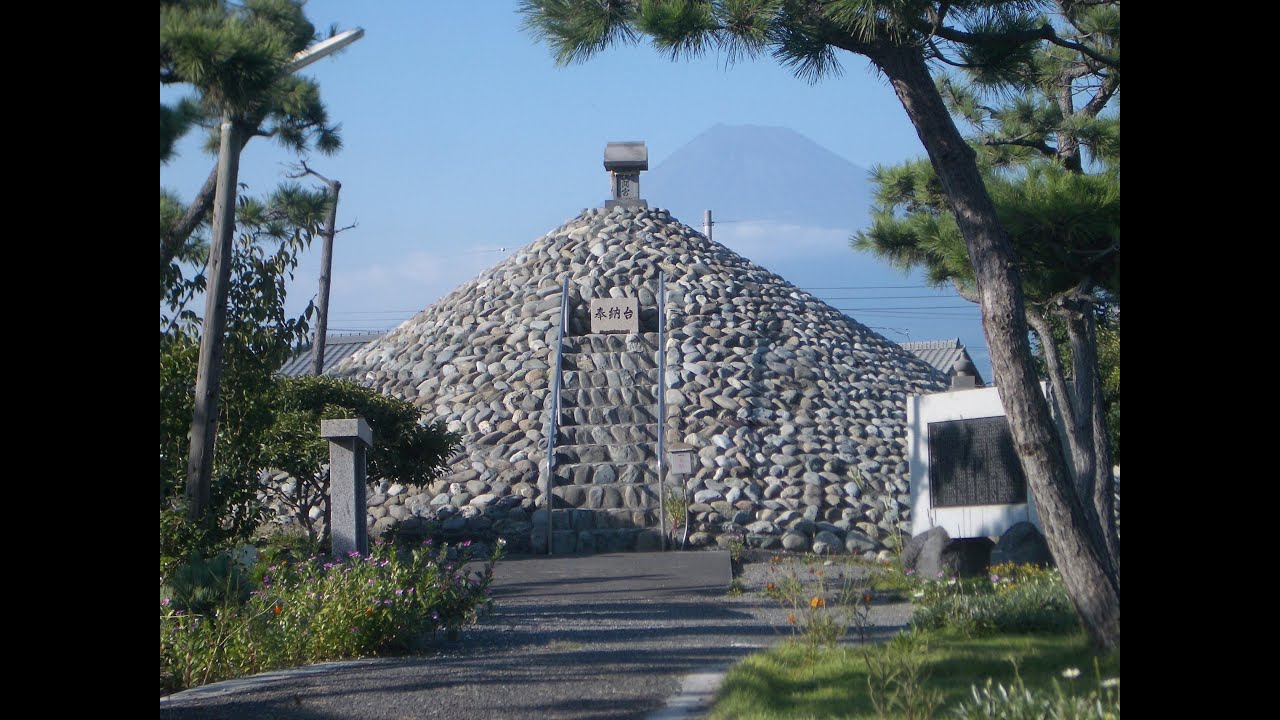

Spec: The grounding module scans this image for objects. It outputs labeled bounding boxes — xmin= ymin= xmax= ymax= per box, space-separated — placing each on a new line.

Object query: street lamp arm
xmin=287 ymin=28 xmax=365 ymax=75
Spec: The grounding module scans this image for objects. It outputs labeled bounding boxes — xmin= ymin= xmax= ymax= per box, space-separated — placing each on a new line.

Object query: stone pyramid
xmin=336 ymin=204 xmax=947 ymax=556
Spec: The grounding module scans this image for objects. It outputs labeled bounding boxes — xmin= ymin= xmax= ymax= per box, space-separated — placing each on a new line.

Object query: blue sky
xmin=160 ymin=1 xmax=991 ymax=380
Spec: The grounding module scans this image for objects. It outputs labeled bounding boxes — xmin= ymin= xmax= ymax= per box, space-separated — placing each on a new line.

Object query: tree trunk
xmin=872 ymin=44 xmax=1119 ymax=650
xmin=1026 ymin=307 xmax=1093 ymax=490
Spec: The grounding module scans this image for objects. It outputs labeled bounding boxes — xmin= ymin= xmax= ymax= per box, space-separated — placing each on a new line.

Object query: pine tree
xmin=518 ymin=0 xmax=1121 ymax=650
xmin=159 ymin=0 xmax=342 ymax=286
xmin=855 ymin=0 xmax=1119 ymax=562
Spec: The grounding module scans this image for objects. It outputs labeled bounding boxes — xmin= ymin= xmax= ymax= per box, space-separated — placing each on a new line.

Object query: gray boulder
xmin=902 ymin=527 xmax=950 ymax=578
xmin=990 ymin=521 xmax=1053 ymax=567
xmin=902 ymin=527 xmax=993 ymax=578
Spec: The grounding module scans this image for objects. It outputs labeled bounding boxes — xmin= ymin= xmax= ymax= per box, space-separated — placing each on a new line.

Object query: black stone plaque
xmin=928 ymin=416 xmax=1027 ymax=508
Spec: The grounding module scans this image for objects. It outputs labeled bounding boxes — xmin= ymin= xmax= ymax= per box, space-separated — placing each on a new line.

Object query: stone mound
xmin=334 ymin=204 xmax=947 ymax=555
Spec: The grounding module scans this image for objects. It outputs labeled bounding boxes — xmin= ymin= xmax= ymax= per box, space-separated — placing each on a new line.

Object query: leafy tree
xmin=519 ymin=0 xmax=1120 ymax=649
xmin=160 ymin=189 xmax=461 ymax=564
xmin=160 ymin=188 xmax=324 ymax=564
xmin=160 ymin=0 xmax=355 ymax=525
xmin=262 ymin=375 xmax=462 ymax=541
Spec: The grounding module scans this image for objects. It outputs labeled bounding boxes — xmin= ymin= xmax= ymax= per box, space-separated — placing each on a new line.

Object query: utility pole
xmin=185 ymin=117 xmax=241 ymax=521
xmin=703 ymin=209 xmax=713 ymax=242
xmin=307 ymin=170 xmax=341 ymax=377
xmin=185 ymin=28 xmax=364 ymax=523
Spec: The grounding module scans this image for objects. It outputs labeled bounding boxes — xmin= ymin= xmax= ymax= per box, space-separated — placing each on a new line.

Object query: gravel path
xmin=160 ymin=552 xmax=913 ymax=720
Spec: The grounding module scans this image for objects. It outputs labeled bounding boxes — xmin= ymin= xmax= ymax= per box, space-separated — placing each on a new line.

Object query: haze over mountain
xmin=647 ymin=123 xmax=873 ymax=229
xmin=640 ymin=124 xmax=989 ymax=380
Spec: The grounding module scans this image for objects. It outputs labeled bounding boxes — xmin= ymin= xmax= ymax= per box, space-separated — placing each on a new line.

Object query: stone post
xmin=321 ymin=418 xmax=373 ymax=557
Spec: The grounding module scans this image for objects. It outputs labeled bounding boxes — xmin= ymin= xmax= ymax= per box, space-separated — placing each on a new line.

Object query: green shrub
xmin=261 ymin=375 xmax=461 ymax=538
xmin=161 ymin=552 xmax=252 ymax=615
xmin=160 ymin=538 xmax=502 ymax=695
xmin=911 ymin=564 xmax=1077 ymax=636
xmin=160 ymin=194 xmax=321 ymax=560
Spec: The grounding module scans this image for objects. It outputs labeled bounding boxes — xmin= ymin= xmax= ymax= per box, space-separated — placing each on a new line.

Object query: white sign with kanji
xmin=589 ymin=297 xmax=639 ymax=334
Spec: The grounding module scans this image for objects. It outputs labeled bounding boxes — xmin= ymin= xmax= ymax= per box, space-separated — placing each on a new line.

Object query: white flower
xmin=1101 ymin=678 xmax=1119 ymax=689
xmin=1061 ymin=668 xmax=1081 ymax=679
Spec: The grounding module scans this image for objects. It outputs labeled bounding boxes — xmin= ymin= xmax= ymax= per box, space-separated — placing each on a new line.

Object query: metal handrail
xmin=544 ymin=274 xmax=570 ymax=555
xmin=655 ymin=270 xmax=667 ymax=551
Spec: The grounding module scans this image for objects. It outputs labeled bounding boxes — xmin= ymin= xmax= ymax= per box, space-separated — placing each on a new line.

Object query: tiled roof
xmin=278 ymin=332 xmax=385 ymax=377
xmin=899 ymin=338 xmax=984 ymax=386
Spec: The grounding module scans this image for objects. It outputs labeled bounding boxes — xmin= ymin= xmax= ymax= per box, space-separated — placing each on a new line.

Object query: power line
xmin=801 ymin=285 xmax=942 ymax=290
xmin=813 ymin=294 xmax=969 ymax=300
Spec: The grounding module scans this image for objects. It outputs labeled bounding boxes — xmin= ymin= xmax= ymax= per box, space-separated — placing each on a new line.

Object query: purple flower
xmin=348 ymin=550 xmax=362 ymax=558
xmin=383 ymin=599 xmax=394 ymax=606
xmin=461 ymin=540 xmax=472 ymax=548
xmin=395 ymin=589 xmax=404 ymax=596
xmin=431 ymin=612 xmax=440 ymax=621
xmin=161 ymin=598 xmax=171 ymax=607
xmin=990 ymin=574 xmax=1000 ymax=583
xmin=368 ymin=579 xmax=376 ymax=585
xmin=904 ymin=569 xmax=915 ymax=576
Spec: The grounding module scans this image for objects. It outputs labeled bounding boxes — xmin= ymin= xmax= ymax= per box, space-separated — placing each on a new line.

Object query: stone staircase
xmin=542 ymin=331 xmax=665 ymax=553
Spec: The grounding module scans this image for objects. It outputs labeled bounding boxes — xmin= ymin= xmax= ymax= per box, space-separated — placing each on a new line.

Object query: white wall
xmin=907 ymin=386 xmax=1042 ymax=539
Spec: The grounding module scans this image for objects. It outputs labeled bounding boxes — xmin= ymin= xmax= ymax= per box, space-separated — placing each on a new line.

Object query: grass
xmin=707 ymin=630 xmax=1119 ymax=720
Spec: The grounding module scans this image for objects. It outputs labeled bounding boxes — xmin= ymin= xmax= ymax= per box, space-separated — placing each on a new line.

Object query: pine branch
xmin=981 ymin=135 xmax=1056 ymax=157
xmin=1078 ymin=72 xmax=1119 ymax=119
xmin=287 ymin=158 xmax=337 ymax=189
xmin=950 ymin=278 xmax=979 ymax=303
xmin=931 ymin=23 xmax=1119 ymax=70
xmin=927 ymin=38 xmax=976 ymax=68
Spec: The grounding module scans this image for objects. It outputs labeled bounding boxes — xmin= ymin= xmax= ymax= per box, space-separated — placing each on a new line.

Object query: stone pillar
xmin=321 ymin=418 xmax=373 ymax=557
xmin=950 ymin=357 xmax=979 ymax=390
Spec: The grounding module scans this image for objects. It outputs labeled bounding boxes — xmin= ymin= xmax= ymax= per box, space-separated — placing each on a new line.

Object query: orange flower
xmin=365 ymin=607 xmax=373 ymax=617
xmin=788 ymin=614 xmax=796 ymax=625
xmin=273 ymin=604 xmax=282 ymax=616
xmin=766 ymin=582 xmax=776 ymax=592
xmin=810 ymin=596 xmax=825 ymax=609
xmin=862 ymin=593 xmax=873 ymax=606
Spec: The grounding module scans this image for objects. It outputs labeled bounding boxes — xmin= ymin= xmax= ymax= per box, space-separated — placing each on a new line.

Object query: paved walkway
xmin=160 ymin=551 xmax=912 ymax=720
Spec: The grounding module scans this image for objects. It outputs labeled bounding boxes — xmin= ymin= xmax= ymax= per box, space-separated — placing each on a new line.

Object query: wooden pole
xmin=310 ymin=177 xmax=342 ymax=376
xmin=185 ymin=117 xmax=241 ymax=521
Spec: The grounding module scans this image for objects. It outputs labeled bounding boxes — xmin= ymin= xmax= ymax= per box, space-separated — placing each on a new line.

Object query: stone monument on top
xmin=604 ymin=141 xmax=648 ymax=209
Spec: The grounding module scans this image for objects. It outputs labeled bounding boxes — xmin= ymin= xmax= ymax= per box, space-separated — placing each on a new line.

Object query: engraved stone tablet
xmin=927 ymin=416 xmax=1027 ymax=508
xmin=589 ymin=297 xmax=639 ymax=334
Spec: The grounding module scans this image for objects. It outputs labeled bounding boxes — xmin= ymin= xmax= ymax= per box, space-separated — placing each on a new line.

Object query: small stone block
xmin=321 ymin=418 xmax=372 ymax=446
